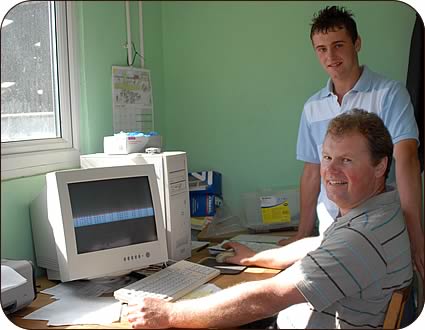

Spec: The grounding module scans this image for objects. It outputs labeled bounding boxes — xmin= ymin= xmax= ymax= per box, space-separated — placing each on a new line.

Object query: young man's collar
xmin=321 ymin=65 xmax=371 ymax=98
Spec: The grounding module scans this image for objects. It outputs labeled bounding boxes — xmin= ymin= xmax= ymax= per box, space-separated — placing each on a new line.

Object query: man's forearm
xmin=394 ymin=141 xmax=424 ymax=278
xmin=297 ymin=163 xmax=321 ymax=238
xmin=247 ymin=236 xmax=322 ymax=269
xmin=169 ymin=275 xmax=304 ymax=328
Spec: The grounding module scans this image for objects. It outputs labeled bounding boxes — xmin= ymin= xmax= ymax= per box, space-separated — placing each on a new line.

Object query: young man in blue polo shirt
xmin=278 ymin=6 xmax=423 ymax=281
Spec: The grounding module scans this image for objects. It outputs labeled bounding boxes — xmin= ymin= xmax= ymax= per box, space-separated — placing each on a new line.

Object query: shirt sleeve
xmin=286 ymin=227 xmax=387 ymax=312
xmin=296 ymin=109 xmax=320 ymax=164
xmin=380 ymin=81 xmax=419 ymax=145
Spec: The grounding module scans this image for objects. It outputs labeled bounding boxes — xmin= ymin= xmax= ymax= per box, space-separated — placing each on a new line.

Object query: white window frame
xmin=1 ymin=1 xmax=80 ymax=181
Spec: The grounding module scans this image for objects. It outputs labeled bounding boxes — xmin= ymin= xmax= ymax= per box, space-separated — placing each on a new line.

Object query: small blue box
xmin=188 ymin=171 xmax=222 ymax=196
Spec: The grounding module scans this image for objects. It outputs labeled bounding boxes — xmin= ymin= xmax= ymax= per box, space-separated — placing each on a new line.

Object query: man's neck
xmin=333 ymin=66 xmax=363 ymax=104
xmin=339 ymin=181 xmax=387 ymax=217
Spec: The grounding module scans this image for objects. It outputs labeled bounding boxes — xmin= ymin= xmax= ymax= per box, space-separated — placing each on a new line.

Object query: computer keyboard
xmin=114 ymin=260 xmax=220 ymax=303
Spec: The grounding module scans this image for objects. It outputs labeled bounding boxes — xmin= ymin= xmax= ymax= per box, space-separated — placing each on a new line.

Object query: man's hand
xmin=221 ymin=241 xmax=256 ymax=266
xmin=127 ymin=297 xmax=172 ymax=329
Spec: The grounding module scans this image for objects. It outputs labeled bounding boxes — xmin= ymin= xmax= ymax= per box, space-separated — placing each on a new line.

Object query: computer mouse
xmin=216 ymin=251 xmax=236 ymax=263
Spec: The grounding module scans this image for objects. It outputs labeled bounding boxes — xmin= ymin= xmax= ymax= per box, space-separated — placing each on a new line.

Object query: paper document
xmin=1 ymin=265 xmax=27 ymax=292
xmin=231 ymin=234 xmax=288 ymax=244
xmin=178 ymin=283 xmax=221 ymax=300
xmin=112 ymin=66 xmax=154 ymax=133
xmin=208 ymin=239 xmax=281 ymax=255
xmin=28 ymin=277 xmax=137 ymax=326
xmin=41 ymin=277 xmax=134 ymax=298
xmin=191 ymin=240 xmax=209 ymax=251
xmin=24 ymin=296 xmax=121 ymax=326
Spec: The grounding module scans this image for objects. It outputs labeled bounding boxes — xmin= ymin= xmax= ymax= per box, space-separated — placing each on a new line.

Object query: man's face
xmin=311 ymin=27 xmax=361 ymax=81
xmin=320 ymin=132 xmax=386 ymax=215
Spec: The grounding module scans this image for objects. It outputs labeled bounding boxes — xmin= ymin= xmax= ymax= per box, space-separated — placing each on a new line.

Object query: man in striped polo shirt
xmin=127 ymin=109 xmax=412 ymax=329
xmin=277 ymin=6 xmax=423 ymax=283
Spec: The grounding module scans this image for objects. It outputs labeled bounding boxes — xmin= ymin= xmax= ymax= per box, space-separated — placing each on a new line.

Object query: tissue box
xmin=104 ymin=135 xmax=162 ymax=154
xmin=188 ymin=171 xmax=222 ymax=196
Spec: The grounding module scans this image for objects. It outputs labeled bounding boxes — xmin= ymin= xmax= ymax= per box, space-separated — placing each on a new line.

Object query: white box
xmin=104 ymin=135 xmax=162 ymax=154
xmin=80 ymin=152 xmax=191 ymax=261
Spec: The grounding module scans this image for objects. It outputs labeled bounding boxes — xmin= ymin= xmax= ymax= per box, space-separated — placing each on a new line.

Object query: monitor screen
xmin=69 ymin=177 xmax=158 ymax=254
xmin=30 ymin=164 xmax=169 ymax=282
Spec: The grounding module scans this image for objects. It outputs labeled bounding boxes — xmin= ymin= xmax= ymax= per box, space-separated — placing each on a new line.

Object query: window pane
xmin=1 ymin=1 xmax=60 ymax=143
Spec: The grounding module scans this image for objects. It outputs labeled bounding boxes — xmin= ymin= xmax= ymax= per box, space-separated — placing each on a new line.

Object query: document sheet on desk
xmin=24 ymin=280 xmax=131 ymax=325
xmin=24 ymin=295 xmax=121 ymax=326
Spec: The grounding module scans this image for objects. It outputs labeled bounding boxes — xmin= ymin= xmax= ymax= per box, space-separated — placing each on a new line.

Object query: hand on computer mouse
xmin=221 ymin=242 xmax=256 ymax=266
xmin=215 ymin=251 xmax=236 ymax=263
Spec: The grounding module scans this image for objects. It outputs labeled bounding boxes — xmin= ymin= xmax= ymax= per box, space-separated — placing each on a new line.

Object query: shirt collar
xmin=336 ymin=186 xmax=399 ymax=225
xmin=320 ymin=65 xmax=372 ymax=99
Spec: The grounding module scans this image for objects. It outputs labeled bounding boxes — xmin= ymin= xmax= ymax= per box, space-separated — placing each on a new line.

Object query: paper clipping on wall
xmin=112 ymin=66 xmax=154 ymax=133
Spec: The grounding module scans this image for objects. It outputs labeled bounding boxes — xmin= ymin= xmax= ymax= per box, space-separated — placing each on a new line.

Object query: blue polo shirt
xmin=296 ymin=66 xmax=419 ymax=231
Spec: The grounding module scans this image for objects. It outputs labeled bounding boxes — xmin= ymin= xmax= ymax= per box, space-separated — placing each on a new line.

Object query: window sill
xmin=1 ymin=148 xmax=80 ymax=181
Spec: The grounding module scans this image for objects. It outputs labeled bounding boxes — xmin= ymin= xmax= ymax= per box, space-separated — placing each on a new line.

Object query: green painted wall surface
xmin=1 ymin=175 xmax=45 ymax=263
xmin=0 ymin=1 xmax=419 ymax=272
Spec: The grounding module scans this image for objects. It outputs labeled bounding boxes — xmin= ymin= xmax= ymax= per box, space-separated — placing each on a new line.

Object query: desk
xmin=6 ymin=248 xmax=284 ymax=329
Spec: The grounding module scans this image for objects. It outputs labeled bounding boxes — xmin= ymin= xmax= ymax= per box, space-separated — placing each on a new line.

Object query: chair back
xmin=383 ymin=286 xmax=411 ymax=329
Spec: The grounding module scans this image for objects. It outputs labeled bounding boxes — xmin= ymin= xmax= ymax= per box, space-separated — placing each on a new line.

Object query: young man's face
xmin=320 ymin=131 xmax=386 ymax=215
xmin=311 ymin=27 xmax=361 ymax=82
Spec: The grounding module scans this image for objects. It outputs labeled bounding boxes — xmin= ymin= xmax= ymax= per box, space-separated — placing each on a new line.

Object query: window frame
xmin=1 ymin=1 xmax=80 ymax=181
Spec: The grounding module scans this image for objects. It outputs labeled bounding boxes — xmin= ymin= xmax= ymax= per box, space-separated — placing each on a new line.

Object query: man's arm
xmin=226 ymin=236 xmax=322 ymax=269
xmin=127 ymin=271 xmax=306 ymax=329
xmin=394 ymin=139 xmax=424 ymax=279
xmin=279 ymin=162 xmax=321 ymax=245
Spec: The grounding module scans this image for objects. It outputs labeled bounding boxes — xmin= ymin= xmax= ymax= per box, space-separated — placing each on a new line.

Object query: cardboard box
xmin=188 ymin=171 xmax=222 ymax=196
xmin=104 ymin=135 xmax=162 ymax=154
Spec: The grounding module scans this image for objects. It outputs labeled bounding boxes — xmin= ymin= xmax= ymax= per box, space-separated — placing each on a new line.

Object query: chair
xmin=383 ymin=286 xmax=411 ymax=329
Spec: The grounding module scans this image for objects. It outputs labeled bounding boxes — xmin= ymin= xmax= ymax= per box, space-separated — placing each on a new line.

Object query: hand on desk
xmin=221 ymin=242 xmax=256 ymax=266
xmin=127 ymin=297 xmax=172 ymax=329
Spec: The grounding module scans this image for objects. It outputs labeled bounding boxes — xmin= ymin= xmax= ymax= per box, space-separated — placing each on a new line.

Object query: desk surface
xmin=6 ymin=244 xmax=289 ymax=329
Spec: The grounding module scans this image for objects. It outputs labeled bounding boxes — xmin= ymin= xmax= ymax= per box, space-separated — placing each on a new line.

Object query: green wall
xmin=1 ymin=1 xmax=418 ymax=272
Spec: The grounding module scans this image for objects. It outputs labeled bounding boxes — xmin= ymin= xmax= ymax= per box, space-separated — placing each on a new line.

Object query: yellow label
xmin=261 ymin=201 xmax=291 ymax=224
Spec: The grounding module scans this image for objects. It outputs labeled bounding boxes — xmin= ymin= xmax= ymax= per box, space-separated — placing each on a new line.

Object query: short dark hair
xmin=310 ymin=6 xmax=358 ymax=43
xmin=326 ymin=109 xmax=393 ymax=179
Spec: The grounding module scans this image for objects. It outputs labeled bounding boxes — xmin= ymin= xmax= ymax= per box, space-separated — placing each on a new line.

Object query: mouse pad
xmin=199 ymin=257 xmax=247 ymax=275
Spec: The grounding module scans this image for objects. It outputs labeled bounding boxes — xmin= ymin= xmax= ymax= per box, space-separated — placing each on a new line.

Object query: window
xmin=1 ymin=1 xmax=80 ymax=180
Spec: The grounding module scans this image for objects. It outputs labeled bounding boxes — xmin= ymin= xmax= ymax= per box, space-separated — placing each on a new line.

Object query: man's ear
xmin=355 ymin=36 xmax=361 ymax=52
xmin=375 ymin=157 xmax=388 ymax=178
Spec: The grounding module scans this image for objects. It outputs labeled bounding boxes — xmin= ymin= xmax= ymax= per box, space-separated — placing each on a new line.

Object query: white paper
xmin=208 ymin=239 xmax=279 ymax=254
xmin=1 ymin=265 xmax=27 ymax=292
xmin=230 ymin=234 xmax=288 ymax=243
xmin=41 ymin=277 xmax=135 ymax=298
xmin=178 ymin=283 xmax=222 ymax=300
xmin=24 ymin=296 xmax=121 ymax=326
xmin=191 ymin=240 xmax=209 ymax=251
xmin=112 ymin=66 xmax=154 ymax=133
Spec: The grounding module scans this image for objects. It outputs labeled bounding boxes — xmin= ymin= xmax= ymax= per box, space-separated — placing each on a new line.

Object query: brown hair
xmin=326 ymin=109 xmax=393 ymax=179
xmin=310 ymin=6 xmax=358 ymax=43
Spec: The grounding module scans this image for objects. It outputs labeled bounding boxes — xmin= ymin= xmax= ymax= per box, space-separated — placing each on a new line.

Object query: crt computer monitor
xmin=30 ymin=164 xmax=168 ymax=282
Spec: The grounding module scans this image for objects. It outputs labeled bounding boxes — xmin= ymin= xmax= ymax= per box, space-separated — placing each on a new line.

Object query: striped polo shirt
xmin=277 ymin=188 xmax=412 ymax=329
xmin=296 ymin=66 xmax=419 ymax=232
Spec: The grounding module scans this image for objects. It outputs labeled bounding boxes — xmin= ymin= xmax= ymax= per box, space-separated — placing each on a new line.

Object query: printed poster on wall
xmin=112 ymin=66 xmax=154 ymax=133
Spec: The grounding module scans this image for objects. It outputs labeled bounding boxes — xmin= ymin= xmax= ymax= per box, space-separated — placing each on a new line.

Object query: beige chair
xmin=383 ymin=286 xmax=411 ymax=329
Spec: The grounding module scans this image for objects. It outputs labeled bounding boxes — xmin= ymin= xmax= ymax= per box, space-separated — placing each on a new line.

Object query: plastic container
xmin=241 ymin=187 xmax=300 ymax=232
